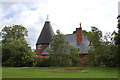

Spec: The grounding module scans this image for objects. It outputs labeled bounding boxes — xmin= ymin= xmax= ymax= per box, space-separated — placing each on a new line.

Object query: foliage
xmin=85 ymin=27 xmax=102 ymax=66
xmin=34 ymin=54 xmax=80 ymax=67
xmin=47 ymin=30 xmax=79 ymax=54
xmin=87 ymin=26 xmax=118 ymax=67
xmin=69 ymin=53 xmax=80 ymax=66
xmin=2 ymin=25 xmax=34 ymax=67
xmin=87 ymin=26 xmax=102 ymax=55
xmin=114 ymin=23 xmax=120 ymax=46
xmin=34 ymin=57 xmax=50 ymax=67
xmin=2 ymin=25 xmax=28 ymax=43
xmin=47 ymin=30 xmax=69 ymax=54
xmin=43 ymin=30 xmax=80 ymax=66
xmin=114 ymin=22 xmax=120 ymax=66
xmin=48 ymin=54 xmax=73 ymax=66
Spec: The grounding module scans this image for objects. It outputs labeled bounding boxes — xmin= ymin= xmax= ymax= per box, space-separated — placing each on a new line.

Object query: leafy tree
xmin=87 ymin=26 xmax=102 ymax=55
xmin=2 ymin=25 xmax=28 ymax=42
xmin=46 ymin=30 xmax=80 ymax=66
xmin=85 ymin=27 xmax=102 ymax=66
xmin=114 ymin=24 xmax=120 ymax=46
xmin=2 ymin=25 xmax=34 ymax=67
xmin=87 ymin=27 xmax=117 ymax=66
xmin=98 ymin=33 xmax=117 ymax=66
xmin=48 ymin=30 xmax=68 ymax=54
xmin=114 ymin=21 xmax=120 ymax=66
xmin=47 ymin=30 xmax=79 ymax=54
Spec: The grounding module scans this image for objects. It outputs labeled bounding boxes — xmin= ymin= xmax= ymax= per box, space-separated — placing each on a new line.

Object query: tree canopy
xmin=2 ymin=25 xmax=28 ymax=42
xmin=2 ymin=25 xmax=34 ymax=67
xmin=114 ymin=21 xmax=120 ymax=66
xmin=84 ymin=26 xmax=118 ymax=66
xmin=47 ymin=30 xmax=79 ymax=54
xmin=45 ymin=30 xmax=80 ymax=66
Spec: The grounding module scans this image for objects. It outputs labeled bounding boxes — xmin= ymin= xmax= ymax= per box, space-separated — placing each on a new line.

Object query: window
xmin=38 ymin=45 xmax=42 ymax=49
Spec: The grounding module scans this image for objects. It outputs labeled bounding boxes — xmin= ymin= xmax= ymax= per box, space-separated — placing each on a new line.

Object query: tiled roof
xmin=36 ymin=21 xmax=54 ymax=45
xmin=65 ymin=32 xmax=90 ymax=54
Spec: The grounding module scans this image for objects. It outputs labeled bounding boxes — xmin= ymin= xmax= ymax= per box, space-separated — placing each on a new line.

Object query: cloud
xmin=0 ymin=0 xmax=119 ymax=49
xmin=0 ymin=2 xmax=46 ymax=48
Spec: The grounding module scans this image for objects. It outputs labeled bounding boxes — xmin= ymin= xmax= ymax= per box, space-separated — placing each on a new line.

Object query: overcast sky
xmin=0 ymin=0 xmax=119 ymax=49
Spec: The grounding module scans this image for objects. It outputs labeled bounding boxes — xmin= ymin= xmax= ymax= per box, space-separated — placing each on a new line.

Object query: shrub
xmin=34 ymin=57 xmax=51 ymax=67
xmin=48 ymin=54 xmax=72 ymax=66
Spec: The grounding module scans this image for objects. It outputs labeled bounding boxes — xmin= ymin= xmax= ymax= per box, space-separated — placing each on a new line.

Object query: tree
xmin=47 ymin=30 xmax=79 ymax=54
xmin=114 ymin=21 xmax=120 ymax=66
xmin=99 ymin=32 xmax=117 ymax=66
xmin=85 ymin=26 xmax=103 ymax=66
xmin=87 ymin=26 xmax=118 ymax=66
xmin=87 ymin=26 xmax=102 ymax=54
xmin=46 ymin=30 xmax=80 ymax=66
xmin=48 ymin=30 xmax=68 ymax=54
xmin=114 ymin=24 xmax=120 ymax=46
xmin=2 ymin=25 xmax=34 ymax=67
xmin=2 ymin=25 xmax=28 ymax=42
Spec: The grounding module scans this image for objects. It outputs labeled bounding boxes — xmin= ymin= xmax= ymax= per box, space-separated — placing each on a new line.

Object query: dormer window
xmin=38 ymin=45 xmax=42 ymax=49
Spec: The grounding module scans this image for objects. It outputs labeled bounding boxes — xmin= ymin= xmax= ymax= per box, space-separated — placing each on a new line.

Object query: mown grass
xmin=2 ymin=66 xmax=118 ymax=78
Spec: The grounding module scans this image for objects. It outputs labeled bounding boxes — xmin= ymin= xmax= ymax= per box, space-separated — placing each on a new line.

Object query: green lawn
xmin=2 ymin=66 xmax=118 ymax=78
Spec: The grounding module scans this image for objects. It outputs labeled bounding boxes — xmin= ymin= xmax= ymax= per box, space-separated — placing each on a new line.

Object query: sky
xmin=0 ymin=0 xmax=119 ymax=49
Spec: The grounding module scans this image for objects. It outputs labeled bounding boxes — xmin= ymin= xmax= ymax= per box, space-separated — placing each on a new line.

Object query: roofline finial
xmin=46 ymin=14 xmax=49 ymax=21
xmin=80 ymin=22 xmax=82 ymax=29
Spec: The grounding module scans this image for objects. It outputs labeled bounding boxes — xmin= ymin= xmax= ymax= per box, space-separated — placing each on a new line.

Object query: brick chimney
xmin=76 ymin=23 xmax=82 ymax=43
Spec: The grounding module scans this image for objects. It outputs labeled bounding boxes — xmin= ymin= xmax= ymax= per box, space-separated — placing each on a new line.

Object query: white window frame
xmin=38 ymin=45 xmax=42 ymax=49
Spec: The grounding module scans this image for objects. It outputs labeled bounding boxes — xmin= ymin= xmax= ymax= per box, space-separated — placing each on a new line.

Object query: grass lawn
xmin=2 ymin=66 xmax=118 ymax=78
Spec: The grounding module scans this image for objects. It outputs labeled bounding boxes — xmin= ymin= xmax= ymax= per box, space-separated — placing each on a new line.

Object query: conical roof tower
xmin=36 ymin=16 xmax=54 ymax=45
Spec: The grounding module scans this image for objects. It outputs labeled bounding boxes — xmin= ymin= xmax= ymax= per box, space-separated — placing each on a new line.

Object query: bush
xmin=69 ymin=54 xmax=80 ymax=66
xmin=34 ymin=53 xmax=80 ymax=67
xmin=49 ymin=54 xmax=73 ymax=66
xmin=88 ymin=51 xmax=116 ymax=67
xmin=34 ymin=57 xmax=51 ymax=67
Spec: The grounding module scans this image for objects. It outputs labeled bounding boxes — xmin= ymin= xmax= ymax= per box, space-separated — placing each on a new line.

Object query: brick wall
xmin=36 ymin=44 xmax=49 ymax=55
xmin=78 ymin=55 xmax=90 ymax=66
